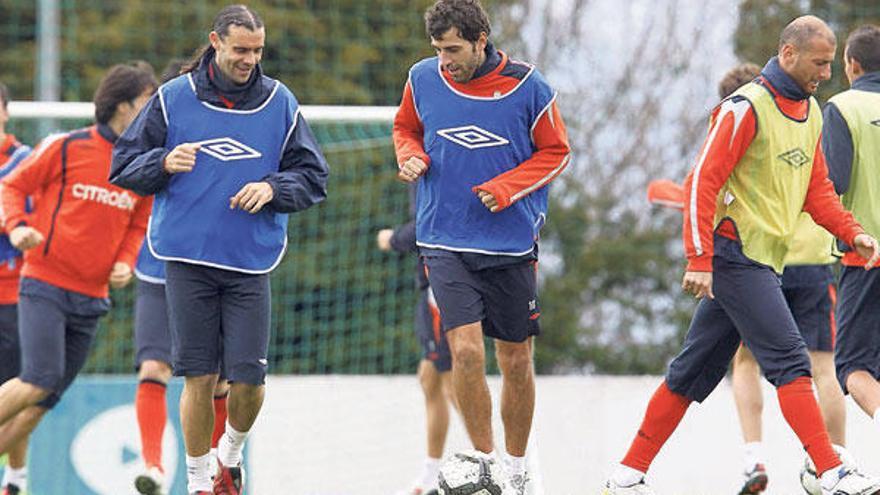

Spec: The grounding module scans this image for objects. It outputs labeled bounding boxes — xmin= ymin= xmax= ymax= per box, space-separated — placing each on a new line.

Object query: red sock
xmin=135 ymin=380 xmax=167 ymax=470
xmin=777 ymin=376 xmax=840 ymax=475
xmin=621 ymin=381 xmax=691 ymax=473
xmin=212 ymin=392 xmax=229 ymax=449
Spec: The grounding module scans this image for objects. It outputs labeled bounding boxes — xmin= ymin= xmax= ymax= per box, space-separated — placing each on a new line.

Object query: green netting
xmin=9 ymin=116 xmax=424 ymax=375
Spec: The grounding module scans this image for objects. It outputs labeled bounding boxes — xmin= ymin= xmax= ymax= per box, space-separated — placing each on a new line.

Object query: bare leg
xmin=446 ymin=322 xmax=493 ymax=453
xmin=731 ymin=346 xmax=763 ymax=443
xmin=495 ymin=338 xmax=534 ymax=457
xmin=0 ymin=406 xmax=45 ymax=457
xmin=419 ymin=360 xmax=450 ymax=459
xmin=846 ymin=370 xmax=880 ymax=419
xmin=0 ymin=379 xmax=48 ymax=429
xmin=810 ymin=351 xmax=846 ymax=446
xmin=180 ymin=374 xmax=218 ymax=456
xmin=226 ymin=382 xmax=264 ymax=433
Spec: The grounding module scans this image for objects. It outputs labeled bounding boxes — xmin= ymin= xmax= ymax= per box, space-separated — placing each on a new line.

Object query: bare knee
xmin=418 ymin=361 xmax=442 ymax=396
xmin=138 ymin=359 xmax=172 ymax=383
xmin=495 ymin=341 xmax=533 ymax=380
xmin=448 ymin=325 xmax=485 ymax=372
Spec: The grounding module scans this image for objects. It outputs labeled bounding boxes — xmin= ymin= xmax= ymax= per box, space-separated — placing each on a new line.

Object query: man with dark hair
xmin=824 ymin=23 xmax=880 ymax=446
xmin=0 ymin=62 xmax=155 ymax=493
xmin=604 ymin=16 xmax=880 ymax=495
xmin=129 ymin=60 xmax=230 ymax=495
xmin=0 ymin=80 xmax=33 ymax=495
xmin=394 ymin=1 xmax=570 ymax=493
xmin=111 ymin=4 xmax=329 ymax=495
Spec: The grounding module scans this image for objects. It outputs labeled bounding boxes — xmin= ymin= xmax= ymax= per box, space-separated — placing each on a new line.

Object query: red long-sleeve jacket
xmin=0 ymin=125 xmax=151 ymax=298
xmin=682 ymin=77 xmax=862 ymax=272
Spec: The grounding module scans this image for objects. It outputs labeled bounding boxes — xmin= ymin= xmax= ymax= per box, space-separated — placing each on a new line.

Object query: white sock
xmin=743 ymin=441 xmax=764 ymax=472
xmin=611 ymin=463 xmax=645 ymax=487
xmin=833 ymin=444 xmax=855 ymax=468
xmin=186 ymin=453 xmax=214 ymax=493
xmin=217 ymin=420 xmax=249 ymax=467
xmin=418 ymin=457 xmax=441 ymax=488
xmin=506 ymin=454 xmax=527 ymax=476
xmin=1 ymin=466 xmax=27 ymax=490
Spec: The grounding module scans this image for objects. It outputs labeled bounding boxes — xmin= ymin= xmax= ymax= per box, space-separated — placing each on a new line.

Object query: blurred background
xmin=1 ymin=1 xmax=880 ymax=493
xmin=2 ymin=0 xmax=878 ymax=377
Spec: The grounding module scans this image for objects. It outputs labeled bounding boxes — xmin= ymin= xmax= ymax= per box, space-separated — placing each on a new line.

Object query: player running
xmin=604 ymin=16 xmax=880 ymax=495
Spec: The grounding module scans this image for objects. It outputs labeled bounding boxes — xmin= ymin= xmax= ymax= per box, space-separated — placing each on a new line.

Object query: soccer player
xmin=824 ymin=24 xmax=880 ymax=449
xmin=131 ymin=58 xmax=230 ymax=495
xmin=710 ymin=63 xmax=849 ymax=495
xmin=0 ymin=81 xmax=32 ymax=495
xmin=377 ymin=188 xmax=456 ymax=495
xmin=0 ymin=62 xmax=155 ymax=489
xmin=604 ymin=16 xmax=880 ymax=495
xmin=110 ymin=5 xmax=329 ymax=495
xmin=393 ymin=1 xmax=570 ymax=492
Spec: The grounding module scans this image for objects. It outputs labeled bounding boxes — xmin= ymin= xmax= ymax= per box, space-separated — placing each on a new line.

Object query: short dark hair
xmin=846 ymin=25 xmax=880 ymax=73
xmin=718 ymin=63 xmax=761 ymax=99
xmin=779 ymin=15 xmax=836 ymax=51
xmin=182 ymin=4 xmax=265 ymax=74
xmin=93 ymin=61 xmax=158 ymax=125
xmin=0 ymin=82 xmax=9 ymax=110
xmin=425 ymin=0 xmax=491 ymax=43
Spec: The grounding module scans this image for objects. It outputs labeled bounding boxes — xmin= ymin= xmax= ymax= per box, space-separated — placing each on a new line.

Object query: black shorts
xmin=835 ymin=266 xmax=880 ymax=393
xmin=416 ymin=287 xmax=452 ymax=372
xmin=165 ymin=261 xmax=270 ymax=385
xmin=0 ymin=304 xmax=19 ymax=384
xmin=134 ymin=280 xmax=172 ymax=368
xmin=422 ymin=251 xmax=540 ymax=343
xmin=17 ymin=277 xmax=109 ymax=409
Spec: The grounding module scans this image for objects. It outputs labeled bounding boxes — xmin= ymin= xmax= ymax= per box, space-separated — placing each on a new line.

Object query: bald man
xmin=603 ymin=16 xmax=880 ymax=495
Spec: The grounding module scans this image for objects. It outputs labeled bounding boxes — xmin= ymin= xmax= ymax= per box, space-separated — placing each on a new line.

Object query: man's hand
xmin=682 ymin=271 xmax=714 ymax=299
xmin=476 ymin=190 xmax=499 ymax=213
xmin=163 ymin=143 xmax=202 ymax=174
xmin=376 ymin=229 xmax=393 ymax=252
xmin=397 ymin=157 xmax=428 ymax=183
xmin=9 ymin=226 xmax=44 ymax=251
xmin=109 ymin=262 xmax=133 ymax=289
xmin=853 ymin=233 xmax=880 ymax=269
xmin=230 ymin=182 xmax=274 ymax=214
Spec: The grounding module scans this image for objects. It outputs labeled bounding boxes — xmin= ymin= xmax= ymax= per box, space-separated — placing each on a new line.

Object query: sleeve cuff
xmin=686 ymin=256 xmax=713 ymax=272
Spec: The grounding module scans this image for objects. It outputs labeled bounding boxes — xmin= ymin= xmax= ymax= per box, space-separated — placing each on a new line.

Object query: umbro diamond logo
xmin=871 ymin=119 xmax=880 ymax=127
xmin=195 ymin=137 xmax=262 ymax=162
xmin=437 ymin=125 xmax=510 ymax=149
xmin=777 ymin=148 xmax=810 ymax=169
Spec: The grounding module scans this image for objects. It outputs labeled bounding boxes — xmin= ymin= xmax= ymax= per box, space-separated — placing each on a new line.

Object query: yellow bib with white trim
xmin=714 ymin=82 xmax=823 ymax=273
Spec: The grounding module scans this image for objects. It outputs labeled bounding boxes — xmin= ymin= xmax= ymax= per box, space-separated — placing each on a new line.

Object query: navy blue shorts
xmin=666 ymin=236 xmax=811 ymax=402
xmin=422 ymin=252 xmax=540 ymax=343
xmin=17 ymin=277 xmax=109 ymax=409
xmin=134 ymin=280 xmax=172 ymax=368
xmin=834 ymin=266 xmax=880 ymax=393
xmin=416 ymin=287 xmax=451 ymax=372
xmin=165 ymin=262 xmax=270 ymax=385
xmin=781 ymin=268 xmax=836 ymax=353
xmin=0 ymin=304 xmax=20 ymax=384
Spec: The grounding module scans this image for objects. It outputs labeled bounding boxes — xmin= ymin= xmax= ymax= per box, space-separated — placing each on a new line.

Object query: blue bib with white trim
xmin=409 ymin=57 xmax=555 ymax=255
xmin=149 ymin=74 xmax=298 ymax=273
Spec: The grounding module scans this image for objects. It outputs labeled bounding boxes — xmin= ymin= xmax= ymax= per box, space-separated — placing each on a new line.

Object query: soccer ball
xmin=438 ymin=451 xmax=505 ymax=495
xmin=799 ymin=447 xmax=859 ymax=495
xmin=799 ymin=456 xmax=821 ymax=495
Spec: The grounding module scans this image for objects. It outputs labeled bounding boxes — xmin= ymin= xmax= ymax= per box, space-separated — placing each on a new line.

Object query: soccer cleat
xmin=739 ymin=463 xmax=768 ymax=494
xmin=135 ymin=465 xmax=165 ymax=495
xmin=602 ymin=478 xmax=657 ymax=494
xmin=822 ymin=468 xmax=880 ymax=495
xmin=1 ymin=484 xmax=21 ymax=495
xmin=507 ymin=471 xmax=529 ymax=495
xmin=213 ymin=461 xmax=245 ymax=495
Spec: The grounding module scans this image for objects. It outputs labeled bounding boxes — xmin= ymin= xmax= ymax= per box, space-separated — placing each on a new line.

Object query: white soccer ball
xmin=799 ymin=456 xmax=822 ymax=495
xmin=438 ymin=450 xmax=506 ymax=495
xmin=800 ymin=447 xmax=859 ymax=495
